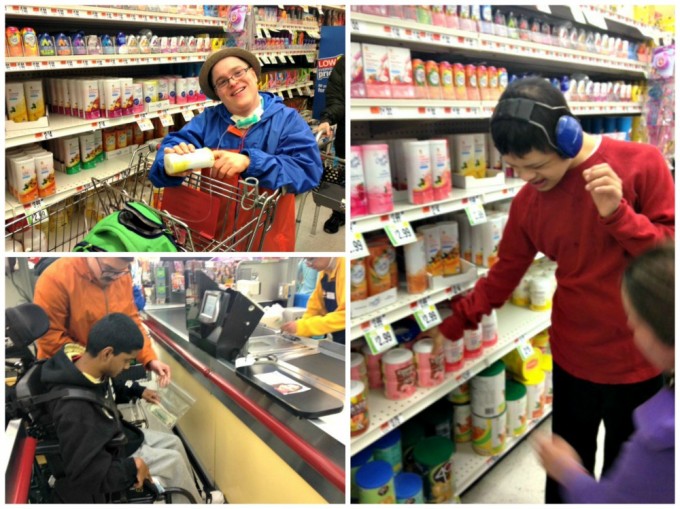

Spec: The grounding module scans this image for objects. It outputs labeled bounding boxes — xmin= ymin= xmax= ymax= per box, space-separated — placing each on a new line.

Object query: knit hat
xmin=199 ymin=48 xmax=261 ymax=101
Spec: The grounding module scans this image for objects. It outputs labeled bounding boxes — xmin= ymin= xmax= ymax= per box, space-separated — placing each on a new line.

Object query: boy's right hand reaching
xmin=133 ymin=457 xmax=152 ymax=489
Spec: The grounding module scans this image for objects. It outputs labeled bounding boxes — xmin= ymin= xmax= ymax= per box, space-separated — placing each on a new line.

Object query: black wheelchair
xmin=5 ymin=303 xmax=212 ymax=504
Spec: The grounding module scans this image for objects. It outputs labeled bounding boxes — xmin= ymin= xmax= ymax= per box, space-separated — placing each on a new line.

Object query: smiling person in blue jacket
xmin=149 ymin=47 xmax=323 ymax=251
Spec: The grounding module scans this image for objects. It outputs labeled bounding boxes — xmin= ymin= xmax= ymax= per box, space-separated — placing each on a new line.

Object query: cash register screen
xmin=198 ymin=291 xmax=220 ymax=323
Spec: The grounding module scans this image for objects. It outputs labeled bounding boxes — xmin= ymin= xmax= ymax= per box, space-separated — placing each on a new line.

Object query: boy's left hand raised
xmin=583 ymin=163 xmax=622 ymax=218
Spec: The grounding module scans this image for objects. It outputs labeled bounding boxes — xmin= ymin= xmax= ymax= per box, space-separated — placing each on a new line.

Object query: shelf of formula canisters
xmin=350 ymin=12 xmax=650 ymax=79
xmin=350 ymin=302 xmax=552 ymax=454
xmin=454 ymin=407 xmax=553 ymax=497
xmin=349 ymin=178 xmax=525 ymax=239
xmin=5 ymin=147 xmax=148 ymax=221
xmin=5 ymin=5 xmax=229 ymax=28
xmin=350 ymin=259 xmax=479 ymax=341
xmin=352 ymin=99 xmax=643 ymax=121
xmin=5 ymin=52 xmax=212 ymax=73
xmin=269 ymin=81 xmax=315 ymax=98
xmin=5 ymin=100 xmax=219 ymax=149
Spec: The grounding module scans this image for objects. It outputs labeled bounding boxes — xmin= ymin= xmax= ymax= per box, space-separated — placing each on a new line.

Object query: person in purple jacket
xmin=535 ymin=242 xmax=674 ymax=503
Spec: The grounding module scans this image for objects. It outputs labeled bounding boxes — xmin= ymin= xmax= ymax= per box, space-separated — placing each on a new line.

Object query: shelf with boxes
xmin=5 ymin=53 xmax=212 ymax=73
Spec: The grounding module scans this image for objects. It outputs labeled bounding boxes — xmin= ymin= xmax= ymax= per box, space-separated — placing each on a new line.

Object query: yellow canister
xmin=540 ymin=353 xmax=553 ymax=406
xmin=503 ymin=344 xmax=541 ymax=380
xmin=531 ymin=329 xmax=550 ymax=348
xmin=471 ymin=410 xmax=507 ymax=456
xmin=516 ymin=369 xmax=546 ymax=422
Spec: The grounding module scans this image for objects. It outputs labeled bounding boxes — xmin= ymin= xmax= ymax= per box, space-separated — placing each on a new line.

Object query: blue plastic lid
xmin=351 ymin=447 xmax=373 ymax=469
xmin=395 ymin=472 xmax=422 ymax=499
xmin=373 ymin=428 xmax=401 ymax=450
xmin=355 ymin=460 xmax=394 ymax=490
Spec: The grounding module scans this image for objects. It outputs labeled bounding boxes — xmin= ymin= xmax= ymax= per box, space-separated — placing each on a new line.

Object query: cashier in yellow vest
xmin=281 ymin=258 xmax=345 ymax=344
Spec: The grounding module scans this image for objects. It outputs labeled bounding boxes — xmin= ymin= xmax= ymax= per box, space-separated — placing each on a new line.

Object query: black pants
xmin=545 ymin=363 xmax=663 ymax=503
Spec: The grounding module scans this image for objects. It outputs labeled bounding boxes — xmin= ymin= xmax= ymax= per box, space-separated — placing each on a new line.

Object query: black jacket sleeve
xmin=320 ymin=56 xmax=345 ymax=126
xmin=52 ymin=399 xmax=137 ymax=495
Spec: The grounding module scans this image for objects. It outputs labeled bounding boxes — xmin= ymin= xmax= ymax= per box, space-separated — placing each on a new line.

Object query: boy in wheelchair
xmin=35 ymin=313 xmax=202 ymax=503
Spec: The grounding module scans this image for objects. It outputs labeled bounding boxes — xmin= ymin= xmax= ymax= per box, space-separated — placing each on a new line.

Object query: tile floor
xmin=294 ymin=192 xmax=345 ymax=252
xmin=461 ymin=418 xmax=605 ymax=504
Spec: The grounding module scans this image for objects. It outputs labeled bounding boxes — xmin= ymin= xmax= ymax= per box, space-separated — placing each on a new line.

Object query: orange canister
xmin=439 ymin=61 xmax=455 ymax=100
xmin=412 ymin=59 xmax=428 ymax=99
xmin=465 ymin=64 xmax=480 ymax=101
xmin=487 ymin=66 xmax=498 ymax=100
xmin=453 ymin=63 xmax=467 ymax=100
xmin=367 ymin=238 xmax=395 ymax=296
xmin=351 ymin=257 xmax=369 ymax=301
xmin=477 ymin=65 xmax=489 ymax=101
xmin=425 ymin=60 xmax=442 ymax=99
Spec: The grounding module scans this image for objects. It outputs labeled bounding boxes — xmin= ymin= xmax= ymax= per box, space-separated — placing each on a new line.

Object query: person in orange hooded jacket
xmin=33 ymin=257 xmax=171 ymax=387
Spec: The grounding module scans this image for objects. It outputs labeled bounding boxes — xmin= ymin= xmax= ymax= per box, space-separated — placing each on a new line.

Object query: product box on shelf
xmin=103 ymin=144 xmax=139 ymax=161
xmin=452 ymin=169 xmax=506 ymax=189
xmin=362 ymin=43 xmax=391 ymax=98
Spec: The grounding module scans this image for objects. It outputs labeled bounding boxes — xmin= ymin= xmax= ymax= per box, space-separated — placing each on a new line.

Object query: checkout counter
xmin=142 ymin=267 xmax=346 ymax=504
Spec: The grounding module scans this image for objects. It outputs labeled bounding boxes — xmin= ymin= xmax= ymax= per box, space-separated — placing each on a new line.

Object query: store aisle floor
xmin=294 ymin=193 xmax=345 ymax=252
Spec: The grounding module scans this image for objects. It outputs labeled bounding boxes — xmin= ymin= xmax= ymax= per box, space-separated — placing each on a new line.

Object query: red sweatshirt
xmin=440 ymin=137 xmax=674 ymax=384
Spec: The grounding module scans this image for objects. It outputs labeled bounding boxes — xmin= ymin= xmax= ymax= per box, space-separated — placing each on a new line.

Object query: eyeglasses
xmin=96 ymin=259 xmax=131 ymax=280
xmin=213 ymin=66 xmax=251 ymax=91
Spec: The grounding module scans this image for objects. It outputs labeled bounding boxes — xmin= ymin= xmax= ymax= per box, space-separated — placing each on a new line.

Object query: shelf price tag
xmin=379 ymin=414 xmax=404 ymax=435
xmin=414 ymin=303 xmax=442 ymax=331
xmin=136 ymin=118 xmax=154 ymax=132
xmin=350 ymin=231 xmax=369 ymax=258
xmin=464 ymin=195 xmax=487 ymax=225
xmin=260 ymin=55 xmax=271 ymax=65
xmin=288 ymin=55 xmax=296 ymax=64
xmin=25 ymin=199 xmax=48 ymax=226
xmin=517 ymin=341 xmax=535 ymax=361
xmin=384 ymin=220 xmax=416 ymax=246
xmin=364 ymin=322 xmax=398 ymax=355
xmin=181 ymin=110 xmax=194 ymax=122
xmin=159 ymin=113 xmax=174 ymax=127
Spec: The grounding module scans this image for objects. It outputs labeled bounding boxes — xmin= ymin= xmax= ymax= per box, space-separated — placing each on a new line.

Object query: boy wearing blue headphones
xmin=430 ymin=77 xmax=674 ymax=503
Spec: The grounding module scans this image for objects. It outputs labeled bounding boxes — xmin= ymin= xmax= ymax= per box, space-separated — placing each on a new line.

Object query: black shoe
xmin=323 ymin=211 xmax=345 ymax=234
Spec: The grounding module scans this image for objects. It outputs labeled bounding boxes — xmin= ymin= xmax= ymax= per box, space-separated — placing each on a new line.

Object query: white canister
xmin=444 ymin=336 xmax=464 ymax=372
xmin=362 ymin=144 xmax=394 ymax=215
xmin=520 ymin=370 xmax=546 ymax=422
xmin=382 ymin=347 xmax=416 ymax=400
xmin=131 ymin=83 xmax=144 ymax=113
xmin=68 ymin=79 xmax=80 ymax=117
xmin=80 ymin=80 xmax=100 ymax=120
xmin=429 ymin=139 xmax=451 ymax=200
xmin=471 ymin=223 xmax=484 ymax=267
xmin=103 ymin=79 xmax=122 ymax=118
xmin=480 ymin=214 xmax=504 ymax=268
xmin=404 ymin=140 xmax=433 ymax=205
xmin=34 ymin=152 xmax=56 ymax=198
xmin=505 ymin=379 xmax=528 ymax=437
xmin=481 ymin=310 xmax=498 ymax=347
xmin=512 ymin=277 xmax=532 ymax=307
xmin=23 ymin=80 xmax=46 ymax=121
xmin=439 ymin=221 xmax=460 ymax=276
xmin=351 ymin=352 xmax=368 ymax=387
xmin=413 ymin=338 xmax=445 ymax=388
xmin=416 ymin=225 xmax=443 ymax=277
xmin=463 ymin=323 xmax=483 ymax=358
xmin=157 ymin=78 xmax=169 ymax=102
xmin=453 ymin=403 xmax=472 ymax=443
xmin=404 ymin=235 xmax=429 ymax=294
xmin=391 ymin=138 xmax=417 ymax=191
xmin=455 ymin=212 xmax=472 ymax=262
xmin=164 ymin=147 xmax=215 ymax=175
xmin=450 ymin=134 xmax=476 ymax=176
xmin=471 ymin=410 xmax=507 ymax=456
xmin=142 ymin=80 xmax=158 ymax=105
xmin=175 ymin=78 xmax=188 ymax=104
xmin=530 ymin=276 xmax=553 ymax=311
xmin=472 ymin=132 xmax=488 ymax=178
xmin=120 ymin=78 xmax=134 ymax=115
xmin=78 ymin=133 xmax=97 ymax=169
xmin=187 ymin=76 xmax=199 ymax=102
xmin=470 ymin=360 xmax=506 ymax=417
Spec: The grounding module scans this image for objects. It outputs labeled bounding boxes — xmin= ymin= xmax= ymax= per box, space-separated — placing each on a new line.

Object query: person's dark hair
xmin=490 ymin=77 xmax=577 ymax=157
xmin=622 ymin=243 xmax=674 ymax=347
xmin=86 ymin=313 xmax=144 ymax=356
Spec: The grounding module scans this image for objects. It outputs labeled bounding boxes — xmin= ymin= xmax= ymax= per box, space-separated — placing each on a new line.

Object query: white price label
xmin=450 ymin=284 xmax=463 ymax=295
xmin=350 ymin=231 xmax=369 ymax=258
xmin=569 ymin=6 xmax=586 ymax=24
xmin=181 ymin=110 xmax=194 ymax=122
xmin=583 ymin=9 xmax=608 ymax=30
xmin=414 ymin=304 xmax=442 ymax=331
xmin=42 ymin=130 xmax=55 ymax=140
xmin=517 ymin=341 xmax=535 ymax=361
xmin=288 ymin=55 xmax=296 ymax=64
xmin=379 ymin=106 xmax=394 ymax=116
xmin=286 ymin=89 xmax=294 ymax=98
xmin=365 ymin=324 xmax=398 ymax=355
xmin=26 ymin=199 xmax=48 ymax=226
xmin=385 ymin=221 xmax=416 ymax=246
xmin=351 ymin=19 xmax=360 ymax=31
xmin=136 ymin=118 xmax=154 ymax=132
xmin=263 ymin=28 xmax=272 ymax=38
xmin=261 ymin=55 xmax=271 ymax=65
xmin=305 ymin=53 xmax=315 ymax=64
xmin=464 ymin=196 xmax=487 ymax=225
xmin=379 ymin=414 xmax=404 ymax=434
xmin=458 ymin=370 xmax=472 ymax=382
xmin=159 ymin=114 xmax=174 ymax=127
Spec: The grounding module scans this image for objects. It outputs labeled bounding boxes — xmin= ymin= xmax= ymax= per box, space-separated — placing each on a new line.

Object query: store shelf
xmin=268 ymin=81 xmax=315 ymax=98
xmin=255 ymin=20 xmax=320 ymax=33
xmin=350 ymin=303 xmax=551 ymax=454
xmin=252 ymin=48 xmax=318 ymax=65
xmin=351 ymin=261 xmax=479 ymax=341
xmin=454 ymin=407 xmax=552 ymax=496
xmin=350 ymin=12 xmax=649 ymax=79
xmin=6 ymin=100 xmax=219 ymax=149
xmin=5 ymin=52 xmax=212 ymax=73
xmin=349 ymin=179 xmax=524 ymax=236
xmin=5 ymin=151 xmax=137 ymax=221
xmin=5 ymin=5 xmax=228 ymax=28
xmin=353 ymin=99 xmax=642 ymax=121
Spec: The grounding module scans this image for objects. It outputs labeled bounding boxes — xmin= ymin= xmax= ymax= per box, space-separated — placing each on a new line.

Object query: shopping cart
xmin=5 ymin=141 xmax=281 ymax=252
xmin=295 ymin=127 xmax=346 ymax=236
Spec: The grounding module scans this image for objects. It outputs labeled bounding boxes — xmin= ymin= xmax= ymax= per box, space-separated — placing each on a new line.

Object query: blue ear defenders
xmin=492 ymin=98 xmax=583 ymax=158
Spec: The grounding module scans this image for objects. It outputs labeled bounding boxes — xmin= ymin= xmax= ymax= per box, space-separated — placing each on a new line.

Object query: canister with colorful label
xmin=351 ymin=448 xmax=373 ymax=503
xmin=373 ymin=428 xmax=403 ymax=473
xmin=444 ymin=336 xmax=464 ymax=372
xmin=470 ymin=360 xmax=506 ymax=417
xmin=463 ymin=323 xmax=483 ymax=359
xmin=471 ymin=410 xmax=507 ymax=456
xmin=453 ymin=402 xmax=472 ymax=442
xmin=518 ymin=369 xmax=546 ymax=421
xmin=481 ymin=310 xmax=498 ymax=347
xmin=382 ymin=348 xmax=416 ymax=400
xmin=412 ymin=59 xmax=428 ymax=99
xmin=416 ymin=225 xmax=443 ymax=277
xmin=350 ymin=258 xmax=368 ymax=301
xmin=362 ymin=344 xmax=384 ymax=390
xmin=404 ymin=140 xmax=433 ymax=205
xmin=362 ymin=144 xmax=394 ymax=214
xmin=404 ymin=235 xmax=429 ymax=295
xmin=350 ymin=146 xmax=368 ymax=217
xmin=356 ymin=460 xmax=396 ymax=504
xmin=439 ymin=221 xmax=461 ymax=276
xmin=414 ymin=336 xmax=445 ymax=383
xmin=447 ymin=382 xmax=470 ymax=404
xmin=440 ymin=61 xmax=455 ymax=100
xmin=425 ymin=60 xmax=442 ymax=100
xmin=540 ymin=352 xmax=553 ymax=405
xmin=505 ymin=379 xmax=528 ymax=437
xmin=351 ymin=380 xmax=370 ymax=437
xmin=413 ymin=436 xmax=455 ymax=503
xmin=366 ymin=237 xmax=393 ymax=296
xmin=429 ymin=139 xmax=452 ymax=201
xmin=395 ymin=472 xmax=424 ymax=503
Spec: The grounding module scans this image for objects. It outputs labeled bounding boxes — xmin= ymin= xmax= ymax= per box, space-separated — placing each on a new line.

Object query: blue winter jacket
xmin=148 ymin=92 xmax=322 ymax=194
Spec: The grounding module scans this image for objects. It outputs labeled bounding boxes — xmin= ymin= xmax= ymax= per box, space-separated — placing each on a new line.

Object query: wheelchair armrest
xmin=35 ymin=440 xmax=61 ymax=456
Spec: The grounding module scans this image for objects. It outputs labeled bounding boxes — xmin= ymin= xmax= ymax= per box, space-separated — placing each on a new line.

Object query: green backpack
xmin=74 ymin=201 xmax=179 ymax=252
